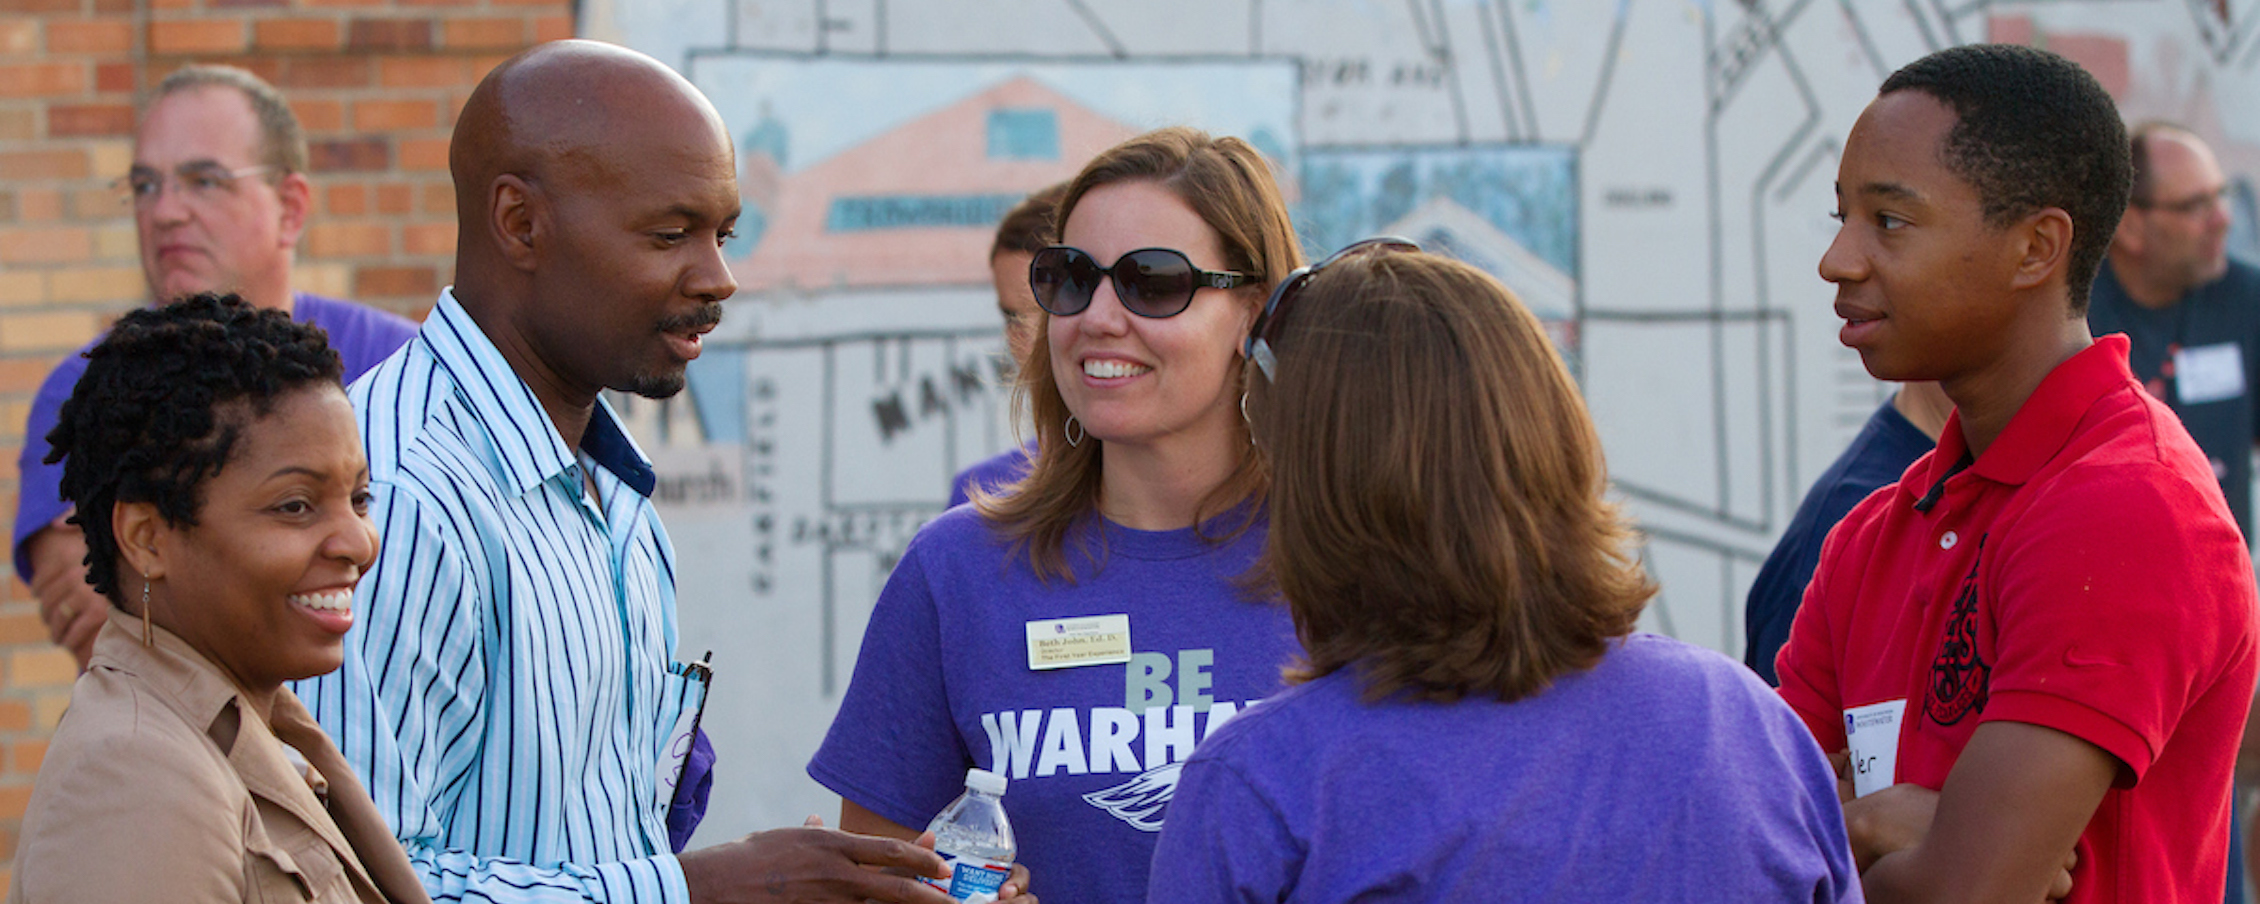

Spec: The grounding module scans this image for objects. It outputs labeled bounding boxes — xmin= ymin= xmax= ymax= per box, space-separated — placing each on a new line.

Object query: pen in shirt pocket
xmin=658 ymin=651 xmax=713 ymax=803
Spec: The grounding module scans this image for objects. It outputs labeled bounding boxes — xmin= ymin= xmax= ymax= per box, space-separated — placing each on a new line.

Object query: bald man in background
xmin=2089 ymin=124 xmax=2260 ymax=542
xmin=294 ymin=41 xmax=1028 ymax=904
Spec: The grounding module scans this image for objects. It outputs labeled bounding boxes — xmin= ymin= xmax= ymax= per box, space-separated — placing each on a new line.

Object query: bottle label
xmin=923 ymin=854 xmax=1011 ymax=902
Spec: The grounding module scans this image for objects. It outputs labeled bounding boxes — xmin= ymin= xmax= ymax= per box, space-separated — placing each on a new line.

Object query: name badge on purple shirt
xmin=1026 ymin=615 xmax=1133 ymax=670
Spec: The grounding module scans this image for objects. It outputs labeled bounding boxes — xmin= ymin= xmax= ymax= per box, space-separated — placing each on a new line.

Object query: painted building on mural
xmin=1381 ymin=194 xmax=1578 ymax=353
xmin=733 ymin=76 xmax=1140 ymax=292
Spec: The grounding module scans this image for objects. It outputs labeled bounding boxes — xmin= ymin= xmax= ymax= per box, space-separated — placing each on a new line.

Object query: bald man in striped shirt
xmin=295 ymin=41 xmax=1021 ymax=904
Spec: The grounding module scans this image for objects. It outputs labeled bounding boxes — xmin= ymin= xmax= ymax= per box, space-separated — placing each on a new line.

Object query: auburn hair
xmin=975 ymin=127 xmax=1304 ymax=580
xmin=1246 ymin=250 xmax=1653 ymax=702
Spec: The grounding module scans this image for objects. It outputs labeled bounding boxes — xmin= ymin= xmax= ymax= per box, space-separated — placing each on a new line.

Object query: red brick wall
xmin=0 ymin=0 xmax=568 ymax=880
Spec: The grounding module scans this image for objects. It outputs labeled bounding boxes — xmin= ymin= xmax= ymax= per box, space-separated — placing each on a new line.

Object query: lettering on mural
xmin=871 ymin=356 xmax=1002 ymax=443
xmin=747 ymin=377 xmax=779 ymax=595
xmin=1710 ymin=14 xmax=1781 ymax=99
xmin=1602 ymin=187 xmax=1673 ymax=208
xmin=652 ymin=455 xmax=738 ymax=507
xmin=828 ymin=193 xmax=1028 ymax=232
xmin=1297 ymin=55 xmax=1451 ymax=90
xmin=790 ymin=509 xmax=932 ymax=557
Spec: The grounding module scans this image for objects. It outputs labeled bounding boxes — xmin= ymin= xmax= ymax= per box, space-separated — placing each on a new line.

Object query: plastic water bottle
xmin=922 ymin=768 xmax=1016 ymax=903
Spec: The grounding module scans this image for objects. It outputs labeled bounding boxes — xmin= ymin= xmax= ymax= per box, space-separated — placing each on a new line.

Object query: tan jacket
xmin=7 ymin=611 xmax=431 ymax=904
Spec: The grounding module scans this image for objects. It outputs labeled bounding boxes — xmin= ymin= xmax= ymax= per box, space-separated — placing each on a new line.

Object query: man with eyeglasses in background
xmin=2090 ymin=125 xmax=2260 ymax=544
xmin=12 ymin=64 xmax=417 ymax=670
xmin=2085 ymin=123 xmax=2260 ymax=904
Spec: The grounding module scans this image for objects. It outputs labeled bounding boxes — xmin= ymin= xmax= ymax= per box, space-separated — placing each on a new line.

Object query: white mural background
xmin=582 ymin=0 xmax=2260 ymax=841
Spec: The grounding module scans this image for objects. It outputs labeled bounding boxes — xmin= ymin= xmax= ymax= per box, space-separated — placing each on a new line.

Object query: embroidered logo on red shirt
xmin=1927 ymin=536 xmax=1992 ymax=726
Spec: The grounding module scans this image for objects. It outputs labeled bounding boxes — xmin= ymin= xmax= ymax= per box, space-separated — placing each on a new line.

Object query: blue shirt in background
xmin=947 ymin=444 xmax=1032 ymax=508
xmin=1742 ymin=400 xmax=1933 ymax=685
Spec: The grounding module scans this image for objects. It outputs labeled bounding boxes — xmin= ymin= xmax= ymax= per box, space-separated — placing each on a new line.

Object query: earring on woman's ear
xmin=1240 ymin=392 xmax=1255 ymax=445
xmin=140 ymin=579 xmax=152 ymax=646
xmin=1064 ymin=415 xmax=1085 ymax=449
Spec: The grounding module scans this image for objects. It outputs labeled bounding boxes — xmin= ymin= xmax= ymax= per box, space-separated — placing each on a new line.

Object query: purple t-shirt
xmin=12 ymin=292 xmax=417 ymax=581
xmin=809 ymin=505 xmax=1298 ymax=904
xmin=1151 ymin=633 xmax=1863 ymax=904
xmin=948 ymin=445 xmax=1033 ymax=508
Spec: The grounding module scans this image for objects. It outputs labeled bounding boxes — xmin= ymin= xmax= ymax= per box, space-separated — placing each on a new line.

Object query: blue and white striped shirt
xmin=297 ymin=290 xmax=701 ymax=904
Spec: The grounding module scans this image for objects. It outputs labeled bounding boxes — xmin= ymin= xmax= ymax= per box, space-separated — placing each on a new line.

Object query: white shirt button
xmin=1940 ymin=530 xmax=1958 ymax=550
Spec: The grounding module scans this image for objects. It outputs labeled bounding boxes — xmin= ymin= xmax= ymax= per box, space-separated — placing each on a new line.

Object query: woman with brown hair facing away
xmin=9 ymin=294 xmax=427 ymax=904
xmin=1149 ymin=244 xmax=1860 ymax=902
xmin=809 ymin=127 xmax=1306 ymax=904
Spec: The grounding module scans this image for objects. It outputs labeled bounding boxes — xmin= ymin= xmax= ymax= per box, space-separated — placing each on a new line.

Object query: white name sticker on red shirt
xmin=1844 ymin=698 xmax=1907 ymax=798
xmin=1026 ymin=614 xmax=1133 ymax=670
xmin=2175 ymin=342 xmax=2246 ymax=405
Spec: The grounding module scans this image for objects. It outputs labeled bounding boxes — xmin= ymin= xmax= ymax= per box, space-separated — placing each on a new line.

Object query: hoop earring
xmin=140 ymin=579 xmax=152 ymax=646
xmin=1064 ymin=416 xmax=1084 ymax=449
xmin=1240 ymin=392 xmax=1255 ymax=445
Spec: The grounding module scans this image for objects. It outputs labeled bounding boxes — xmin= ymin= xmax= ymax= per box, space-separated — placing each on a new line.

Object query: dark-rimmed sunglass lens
xmin=1115 ymin=250 xmax=1197 ymax=317
xmin=1030 ymin=247 xmax=1101 ymax=317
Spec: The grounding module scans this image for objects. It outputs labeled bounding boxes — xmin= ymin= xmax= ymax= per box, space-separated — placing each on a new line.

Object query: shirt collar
xmin=88 ymin=608 xmax=253 ymax=748
xmin=423 ymin=289 xmax=657 ymax=498
xmin=1905 ymin=334 xmax=2133 ymax=496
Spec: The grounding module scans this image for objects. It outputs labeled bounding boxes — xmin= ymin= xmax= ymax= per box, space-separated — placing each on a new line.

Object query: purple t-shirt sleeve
xmin=12 ymin=351 xmax=90 ymax=582
xmin=295 ymin=292 xmax=419 ymax=379
xmin=807 ymin=536 xmax=971 ymax=829
xmin=947 ymin=446 xmax=1032 ymax=509
xmin=1147 ymin=755 xmax=1297 ymax=904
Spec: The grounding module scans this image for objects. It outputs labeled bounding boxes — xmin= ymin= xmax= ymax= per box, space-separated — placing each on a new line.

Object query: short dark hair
xmin=151 ymin=64 xmax=309 ymax=175
xmin=1879 ymin=43 xmax=2132 ymax=312
xmin=1248 ymin=250 xmax=1652 ymax=703
xmin=990 ymin=182 xmax=1068 ymax=260
xmin=47 ymin=293 xmax=343 ymax=603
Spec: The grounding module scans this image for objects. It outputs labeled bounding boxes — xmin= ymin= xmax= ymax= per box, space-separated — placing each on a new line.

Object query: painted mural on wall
xmin=590 ymin=0 xmax=2260 ymax=839
xmin=1299 ymin=144 xmax=1581 ymax=354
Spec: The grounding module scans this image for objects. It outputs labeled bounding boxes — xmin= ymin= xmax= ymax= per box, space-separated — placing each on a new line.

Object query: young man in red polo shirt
xmin=1776 ymin=44 xmax=2260 ymax=902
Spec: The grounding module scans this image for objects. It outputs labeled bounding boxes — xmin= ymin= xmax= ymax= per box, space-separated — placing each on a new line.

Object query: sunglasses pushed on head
xmin=1245 ymin=237 xmax=1421 ymax=382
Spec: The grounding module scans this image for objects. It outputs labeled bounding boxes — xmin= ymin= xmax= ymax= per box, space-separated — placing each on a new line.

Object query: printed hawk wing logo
xmin=1081 ymin=762 xmax=1181 ymax=832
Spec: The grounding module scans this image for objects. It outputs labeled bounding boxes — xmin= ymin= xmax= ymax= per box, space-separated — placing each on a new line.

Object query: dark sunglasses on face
xmin=1246 ymin=236 xmax=1422 ymax=383
xmin=1028 ymin=246 xmax=1250 ymax=319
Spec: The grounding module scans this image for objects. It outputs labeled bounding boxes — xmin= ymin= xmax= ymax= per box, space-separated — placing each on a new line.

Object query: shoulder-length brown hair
xmin=976 ymin=127 xmax=1305 ymax=581
xmin=1246 ymin=250 xmax=1653 ymax=703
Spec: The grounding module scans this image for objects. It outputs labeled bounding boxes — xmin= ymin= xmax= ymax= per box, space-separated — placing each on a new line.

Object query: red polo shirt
xmin=1778 ymin=335 xmax=2259 ymax=903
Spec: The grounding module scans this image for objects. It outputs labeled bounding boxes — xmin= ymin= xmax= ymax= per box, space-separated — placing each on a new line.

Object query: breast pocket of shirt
xmin=242 ymin=813 xmax=349 ymax=902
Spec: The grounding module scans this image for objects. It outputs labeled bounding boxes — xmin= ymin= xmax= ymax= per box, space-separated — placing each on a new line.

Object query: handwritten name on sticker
xmin=1844 ymin=698 xmax=1908 ymax=799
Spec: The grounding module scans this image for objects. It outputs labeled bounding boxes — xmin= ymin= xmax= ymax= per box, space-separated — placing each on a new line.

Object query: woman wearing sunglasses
xmin=1151 ymin=246 xmax=1860 ymax=902
xmin=810 ymin=127 xmax=1306 ymax=904
xmin=10 ymin=295 xmax=428 ymax=903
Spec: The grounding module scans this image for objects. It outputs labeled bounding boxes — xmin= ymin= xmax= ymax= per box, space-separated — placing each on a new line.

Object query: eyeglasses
xmin=1028 ymin=246 xmax=1250 ymax=319
xmin=2133 ymin=184 xmax=2230 ymax=218
xmin=115 ymin=162 xmax=278 ymax=208
xmin=1246 ymin=236 xmax=1421 ymax=382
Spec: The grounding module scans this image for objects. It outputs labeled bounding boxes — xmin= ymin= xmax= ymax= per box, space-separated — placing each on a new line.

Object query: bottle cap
xmin=965 ymin=768 xmax=1007 ymax=796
